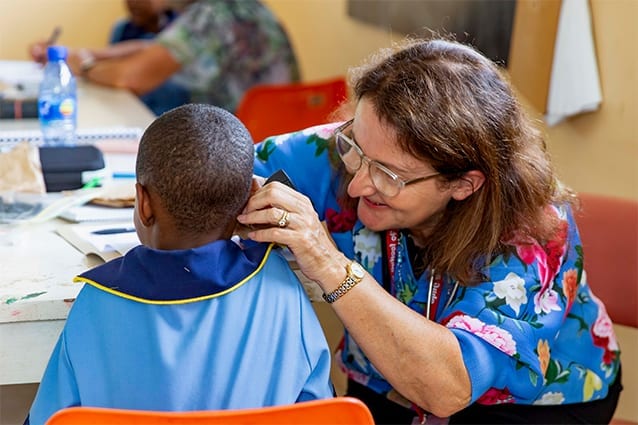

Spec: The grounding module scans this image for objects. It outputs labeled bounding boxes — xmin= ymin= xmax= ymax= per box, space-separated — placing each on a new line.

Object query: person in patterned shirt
xmin=237 ymin=38 xmax=623 ymax=424
xmin=29 ymin=0 xmax=299 ymax=115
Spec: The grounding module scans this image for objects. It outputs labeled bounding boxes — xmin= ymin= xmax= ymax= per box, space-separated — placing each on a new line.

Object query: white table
xmin=0 ymin=79 xmax=154 ymax=385
xmin=0 ymin=218 xmax=104 ymax=384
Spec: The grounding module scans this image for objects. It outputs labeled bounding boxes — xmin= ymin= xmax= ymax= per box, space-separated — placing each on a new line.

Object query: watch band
xmin=322 ymin=261 xmax=364 ymax=304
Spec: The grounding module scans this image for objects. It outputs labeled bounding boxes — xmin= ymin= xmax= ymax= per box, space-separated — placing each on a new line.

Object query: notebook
xmin=0 ymin=127 xmax=142 ymax=146
xmin=56 ymin=222 xmax=139 ymax=262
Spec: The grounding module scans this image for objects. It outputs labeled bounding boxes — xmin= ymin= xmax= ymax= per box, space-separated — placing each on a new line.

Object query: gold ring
xmin=277 ymin=210 xmax=290 ymax=228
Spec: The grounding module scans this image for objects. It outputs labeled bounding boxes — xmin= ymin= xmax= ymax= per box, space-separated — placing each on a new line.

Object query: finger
xmin=233 ymin=221 xmax=253 ymax=240
xmin=243 ymin=181 xmax=291 ymax=214
xmin=250 ymin=175 xmax=266 ymax=195
xmin=237 ymin=206 xmax=284 ymax=229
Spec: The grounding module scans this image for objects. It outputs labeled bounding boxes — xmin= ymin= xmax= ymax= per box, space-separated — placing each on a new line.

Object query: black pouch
xmin=39 ymin=145 xmax=105 ymax=192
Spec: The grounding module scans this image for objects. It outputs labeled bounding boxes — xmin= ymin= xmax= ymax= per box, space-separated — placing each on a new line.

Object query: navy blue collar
xmin=76 ymin=240 xmax=272 ymax=303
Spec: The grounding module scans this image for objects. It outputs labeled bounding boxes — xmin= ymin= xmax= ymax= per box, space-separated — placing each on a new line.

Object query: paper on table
xmin=58 ymin=181 xmax=135 ymax=222
xmin=0 ymin=60 xmax=43 ymax=98
xmin=59 ymin=204 xmax=134 ymax=223
xmin=56 ymin=222 xmax=139 ymax=262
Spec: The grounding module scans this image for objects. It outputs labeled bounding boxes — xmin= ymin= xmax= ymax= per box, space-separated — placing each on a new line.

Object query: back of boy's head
xmin=136 ymin=104 xmax=254 ymax=235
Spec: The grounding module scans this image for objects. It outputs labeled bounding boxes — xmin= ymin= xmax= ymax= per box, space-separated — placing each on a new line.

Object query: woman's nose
xmin=347 ymin=160 xmax=376 ymax=198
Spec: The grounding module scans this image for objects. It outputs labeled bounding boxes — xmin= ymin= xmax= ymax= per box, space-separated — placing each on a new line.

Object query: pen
xmin=113 ymin=172 xmax=136 ymax=179
xmin=47 ymin=26 xmax=62 ymax=46
xmin=91 ymin=227 xmax=136 ymax=235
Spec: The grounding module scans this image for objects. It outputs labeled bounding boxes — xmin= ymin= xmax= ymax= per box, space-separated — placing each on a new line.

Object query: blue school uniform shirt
xmin=26 ymin=240 xmax=333 ymax=425
xmin=253 ymin=123 xmax=621 ymax=408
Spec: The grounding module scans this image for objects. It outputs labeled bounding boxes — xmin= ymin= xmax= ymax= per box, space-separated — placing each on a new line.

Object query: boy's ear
xmin=135 ymin=182 xmax=154 ymax=226
xmin=451 ymin=170 xmax=485 ymax=201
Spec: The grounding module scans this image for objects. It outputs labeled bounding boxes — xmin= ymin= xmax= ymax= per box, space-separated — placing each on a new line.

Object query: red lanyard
xmin=385 ymin=229 xmax=443 ymax=320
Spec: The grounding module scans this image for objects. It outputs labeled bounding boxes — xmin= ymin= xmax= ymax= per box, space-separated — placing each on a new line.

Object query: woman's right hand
xmin=236 ymin=180 xmax=349 ymax=290
xmin=29 ymin=40 xmax=48 ymax=64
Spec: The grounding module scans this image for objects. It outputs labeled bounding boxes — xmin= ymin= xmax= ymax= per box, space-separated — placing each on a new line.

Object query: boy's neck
xmin=148 ymin=226 xmax=234 ymax=251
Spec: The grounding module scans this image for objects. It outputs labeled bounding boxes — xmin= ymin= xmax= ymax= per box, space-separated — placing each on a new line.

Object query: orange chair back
xmin=235 ymin=77 xmax=348 ymax=143
xmin=45 ymin=397 xmax=375 ymax=425
xmin=574 ymin=193 xmax=638 ymax=328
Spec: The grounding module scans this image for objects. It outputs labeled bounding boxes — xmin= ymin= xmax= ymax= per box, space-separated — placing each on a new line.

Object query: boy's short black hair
xmin=136 ymin=103 xmax=254 ymax=235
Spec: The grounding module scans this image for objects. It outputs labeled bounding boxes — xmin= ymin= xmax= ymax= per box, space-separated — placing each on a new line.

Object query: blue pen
xmin=113 ymin=172 xmax=136 ymax=179
xmin=91 ymin=227 xmax=136 ymax=235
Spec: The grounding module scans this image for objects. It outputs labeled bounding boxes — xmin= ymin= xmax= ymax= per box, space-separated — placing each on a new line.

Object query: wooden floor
xmin=1 ymin=383 xmax=38 ymax=425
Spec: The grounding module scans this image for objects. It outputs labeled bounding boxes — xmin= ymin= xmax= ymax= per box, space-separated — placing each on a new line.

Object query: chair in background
xmin=574 ymin=192 xmax=638 ymax=424
xmin=575 ymin=193 xmax=638 ymax=328
xmin=235 ymin=77 xmax=348 ymax=143
xmin=45 ymin=396 xmax=375 ymax=425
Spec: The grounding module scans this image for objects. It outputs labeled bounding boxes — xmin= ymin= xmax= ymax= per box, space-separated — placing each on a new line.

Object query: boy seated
xmin=26 ymin=104 xmax=334 ymax=425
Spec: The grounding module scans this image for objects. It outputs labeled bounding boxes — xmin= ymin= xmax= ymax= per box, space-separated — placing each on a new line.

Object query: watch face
xmin=350 ymin=262 xmax=365 ymax=279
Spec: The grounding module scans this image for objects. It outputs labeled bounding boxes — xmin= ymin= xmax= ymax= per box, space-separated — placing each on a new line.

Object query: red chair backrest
xmin=235 ymin=77 xmax=348 ymax=143
xmin=574 ymin=193 xmax=638 ymax=328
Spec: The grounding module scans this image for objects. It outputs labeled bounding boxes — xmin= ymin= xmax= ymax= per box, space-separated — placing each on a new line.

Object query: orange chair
xmin=574 ymin=192 xmax=638 ymax=424
xmin=574 ymin=193 xmax=638 ymax=328
xmin=45 ymin=397 xmax=375 ymax=425
xmin=235 ymin=77 xmax=348 ymax=143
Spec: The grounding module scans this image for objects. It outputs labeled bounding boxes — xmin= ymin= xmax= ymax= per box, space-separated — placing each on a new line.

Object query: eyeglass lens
xmin=335 ymin=131 xmax=402 ymax=197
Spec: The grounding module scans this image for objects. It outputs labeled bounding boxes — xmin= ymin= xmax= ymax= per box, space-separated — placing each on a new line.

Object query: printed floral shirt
xmin=253 ymin=123 xmax=621 ymax=407
xmin=156 ymin=0 xmax=299 ymax=112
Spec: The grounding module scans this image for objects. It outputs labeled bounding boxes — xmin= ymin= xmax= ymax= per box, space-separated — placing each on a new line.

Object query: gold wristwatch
xmin=322 ymin=261 xmax=365 ymax=304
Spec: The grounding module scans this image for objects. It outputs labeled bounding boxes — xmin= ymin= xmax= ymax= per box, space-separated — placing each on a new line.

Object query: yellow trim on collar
xmin=72 ymin=243 xmax=275 ymax=305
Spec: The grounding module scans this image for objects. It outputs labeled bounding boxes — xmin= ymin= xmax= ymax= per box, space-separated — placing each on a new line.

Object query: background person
xmin=25 ymin=104 xmax=333 ymax=425
xmin=109 ymin=0 xmax=178 ymax=44
xmin=29 ymin=0 xmax=299 ymax=115
xmin=237 ymin=38 xmax=622 ymax=424
xmin=109 ymin=0 xmax=186 ymax=115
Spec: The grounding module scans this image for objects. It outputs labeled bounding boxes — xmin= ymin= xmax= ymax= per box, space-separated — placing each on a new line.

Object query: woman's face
xmin=347 ymin=99 xmax=455 ymax=239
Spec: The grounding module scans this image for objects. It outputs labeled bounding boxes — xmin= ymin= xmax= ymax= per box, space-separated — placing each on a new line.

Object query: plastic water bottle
xmin=38 ymin=45 xmax=77 ymax=145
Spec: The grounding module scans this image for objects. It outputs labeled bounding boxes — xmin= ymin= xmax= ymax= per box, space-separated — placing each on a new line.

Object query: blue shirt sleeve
xmin=253 ymin=124 xmax=344 ymax=222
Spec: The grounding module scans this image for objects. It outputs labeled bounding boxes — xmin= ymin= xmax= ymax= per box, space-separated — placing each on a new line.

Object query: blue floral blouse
xmin=253 ymin=123 xmax=621 ymax=407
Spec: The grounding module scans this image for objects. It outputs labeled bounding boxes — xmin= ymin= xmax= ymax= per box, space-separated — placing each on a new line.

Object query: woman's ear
xmin=135 ymin=182 xmax=155 ymax=227
xmin=451 ymin=170 xmax=485 ymax=201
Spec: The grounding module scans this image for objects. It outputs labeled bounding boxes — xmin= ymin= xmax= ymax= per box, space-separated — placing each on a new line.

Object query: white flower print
xmin=354 ymin=228 xmax=381 ymax=269
xmin=493 ymin=272 xmax=528 ymax=315
xmin=534 ymin=288 xmax=562 ymax=315
xmin=533 ymin=391 xmax=565 ymax=405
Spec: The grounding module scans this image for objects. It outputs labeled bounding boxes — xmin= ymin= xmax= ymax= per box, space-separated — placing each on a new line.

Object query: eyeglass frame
xmin=333 ymin=119 xmax=441 ymax=197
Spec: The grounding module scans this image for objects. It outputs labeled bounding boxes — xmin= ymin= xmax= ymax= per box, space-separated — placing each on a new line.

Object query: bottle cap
xmin=47 ymin=45 xmax=68 ymax=61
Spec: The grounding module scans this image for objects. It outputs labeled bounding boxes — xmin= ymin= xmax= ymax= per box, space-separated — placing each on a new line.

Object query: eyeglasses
xmin=334 ymin=119 xmax=440 ymax=197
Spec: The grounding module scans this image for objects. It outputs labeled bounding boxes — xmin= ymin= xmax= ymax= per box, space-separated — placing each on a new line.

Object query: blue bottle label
xmin=38 ymin=97 xmax=76 ymax=121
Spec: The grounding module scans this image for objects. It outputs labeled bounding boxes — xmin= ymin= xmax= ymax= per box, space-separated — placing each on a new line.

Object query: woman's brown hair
xmin=335 ymin=38 xmax=574 ymax=285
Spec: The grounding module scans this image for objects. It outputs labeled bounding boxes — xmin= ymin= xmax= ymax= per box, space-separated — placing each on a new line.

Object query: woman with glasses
xmin=237 ymin=38 xmax=622 ymax=424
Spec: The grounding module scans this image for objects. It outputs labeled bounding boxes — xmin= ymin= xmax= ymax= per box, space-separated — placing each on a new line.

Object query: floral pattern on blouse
xmin=253 ymin=123 xmax=621 ymax=407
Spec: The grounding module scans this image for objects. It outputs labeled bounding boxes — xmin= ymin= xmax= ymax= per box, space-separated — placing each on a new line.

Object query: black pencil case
xmin=39 ymin=145 xmax=105 ymax=192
